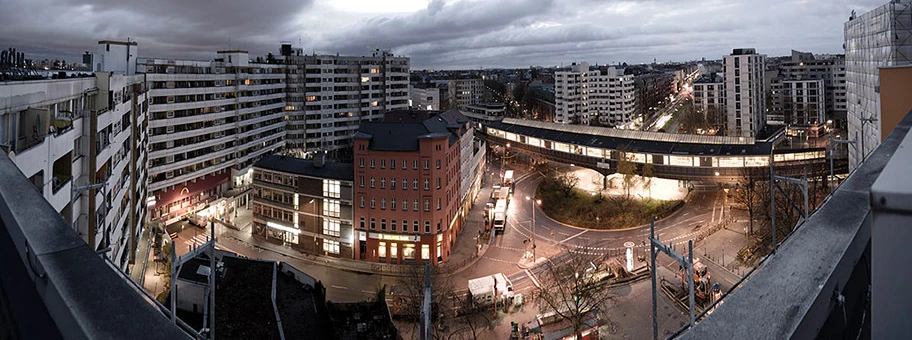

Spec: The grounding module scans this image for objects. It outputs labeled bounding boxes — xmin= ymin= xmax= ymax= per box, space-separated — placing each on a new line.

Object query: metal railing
xmin=0 ymin=151 xmax=189 ymax=339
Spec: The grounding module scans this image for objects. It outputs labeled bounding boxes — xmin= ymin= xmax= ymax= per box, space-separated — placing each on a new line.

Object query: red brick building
xmin=353 ymin=110 xmax=469 ymax=264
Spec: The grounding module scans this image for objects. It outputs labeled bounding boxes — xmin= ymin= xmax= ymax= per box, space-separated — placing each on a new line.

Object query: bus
xmin=492 ymin=199 xmax=508 ymax=233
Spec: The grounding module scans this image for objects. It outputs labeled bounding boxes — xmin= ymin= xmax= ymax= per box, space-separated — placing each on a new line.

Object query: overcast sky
xmin=0 ymin=0 xmax=889 ymax=69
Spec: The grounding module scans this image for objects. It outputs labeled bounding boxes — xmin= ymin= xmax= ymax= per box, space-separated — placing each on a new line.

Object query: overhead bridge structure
xmin=479 ymin=118 xmax=846 ymax=182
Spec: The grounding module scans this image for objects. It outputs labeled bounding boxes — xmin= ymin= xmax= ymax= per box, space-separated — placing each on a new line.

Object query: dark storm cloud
xmin=0 ymin=0 xmax=896 ymax=68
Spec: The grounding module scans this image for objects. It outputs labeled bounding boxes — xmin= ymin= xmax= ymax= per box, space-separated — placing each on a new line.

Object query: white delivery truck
xmin=492 ymin=199 xmax=507 ymax=233
xmin=468 ymin=273 xmax=515 ymax=306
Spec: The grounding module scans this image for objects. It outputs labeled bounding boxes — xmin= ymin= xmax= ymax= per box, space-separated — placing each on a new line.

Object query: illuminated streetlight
xmin=525 ymin=196 xmax=541 ymax=260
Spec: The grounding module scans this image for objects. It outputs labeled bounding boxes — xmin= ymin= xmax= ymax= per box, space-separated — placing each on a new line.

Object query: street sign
xmin=597 ymin=162 xmax=610 ymax=169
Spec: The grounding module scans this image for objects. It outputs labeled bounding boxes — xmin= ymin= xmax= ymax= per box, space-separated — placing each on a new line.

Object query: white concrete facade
xmin=555 ymin=62 xmax=636 ymax=127
xmin=139 ymin=50 xmax=286 ymax=221
xmin=723 ymin=49 xmax=767 ymax=137
xmin=693 ymin=75 xmax=725 ymax=118
xmin=409 ymin=85 xmax=440 ymax=110
xmin=447 ymin=78 xmax=483 ymax=109
xmin=844 ymin=0 xmax=912 ymax=169
xmin=282 ymin=47 xmax=410 ymax=156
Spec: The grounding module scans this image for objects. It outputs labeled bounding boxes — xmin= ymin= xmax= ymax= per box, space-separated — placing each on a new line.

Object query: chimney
xmin=313 ymin=151 xmax=326 ymax=168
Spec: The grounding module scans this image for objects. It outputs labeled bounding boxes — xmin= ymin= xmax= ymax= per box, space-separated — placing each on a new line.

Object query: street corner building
xmin=352 ymin=109 xmax=484 ymax=265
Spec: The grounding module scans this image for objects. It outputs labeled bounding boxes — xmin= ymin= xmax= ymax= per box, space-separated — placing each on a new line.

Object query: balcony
xmin=0 ymin=152 xmax=189 ymax=339
xmin=679 ymin=110 xmax=912 ymax=339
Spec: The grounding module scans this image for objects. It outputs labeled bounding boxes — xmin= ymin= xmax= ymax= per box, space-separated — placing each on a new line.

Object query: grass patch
xmin=537 ymin=177 xmax=684 ymax=230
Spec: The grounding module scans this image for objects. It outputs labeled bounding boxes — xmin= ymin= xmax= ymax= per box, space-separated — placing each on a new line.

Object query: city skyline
xmin=1 ymin=0 xmax=889 ymax=69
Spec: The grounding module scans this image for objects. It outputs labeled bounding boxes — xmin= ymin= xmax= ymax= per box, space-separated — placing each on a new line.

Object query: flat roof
xmin=98 ymin=40 xmax=137 ymax=46
xmin=254 ymin=155 xmax=353 ymax=181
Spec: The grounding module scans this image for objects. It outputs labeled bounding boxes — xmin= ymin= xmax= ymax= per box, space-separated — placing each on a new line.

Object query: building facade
xmin=409 ymin=84 xmax=440 ymax=110
xmin=844 ymin=0 xmax=912 ymax=168
xmin=446 ymin=78 xmax=483 ymax=109
xmin=139 ymin=51 xmax=287 ymax=224
xmin=723 ymin=48 xmax=767 ymax=137
xmin=555 ymin=62 xmax=636 ymax=127
xmin=774 ymin=51 xmax=847 ymax=124
xmin=0 ymin=40 xmax=149 ymax=271
xmin=251 ymin=154 xmax=355 ymax=258
xmin=352 ymin=110 xmax=468 ymax=265
xmin=281 ymin=45 xmax=410 ymax=157
xmin=772 ymin=79 xmax=826 ymax=127
xmin=693 ymin=73 xmax=725 ymax=124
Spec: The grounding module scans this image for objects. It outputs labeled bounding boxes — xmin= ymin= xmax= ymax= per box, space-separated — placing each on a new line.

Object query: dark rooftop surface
xmin=177 ymin=256 xmax=212 ymax=284
xmin=356 ymin=109 xmax=466 ymax=151
xmin=216 ymin=256 xmax=279 ymax=340
xmin=487 ymin=120 xmax=775 ymax=156
xmin=255 ymin=155 xmax=354 ymax=181
xmin=327 ymin=300 xmax=399 ymax=340
xmin=275 ymin=271 xmax=333 ymax=340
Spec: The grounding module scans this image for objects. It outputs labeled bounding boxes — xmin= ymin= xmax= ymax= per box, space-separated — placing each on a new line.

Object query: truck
xmin=503 ymin=170 xmax=514 ymax=192
xmin=497 ymin=186 xmax=511 ymax=201
xmin=468 ymin=273 xmax=514 ymax=307
xmin=492 ymin=199 xmax=507 ymax=233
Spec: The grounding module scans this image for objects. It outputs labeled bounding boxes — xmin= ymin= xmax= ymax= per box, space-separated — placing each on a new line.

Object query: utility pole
xmin=650 ymin=219 xmax=697 ymax=339
xmin=209 ymin=219 xmax=216 ymax=340
xmin=829 ymin=138 xmax=856 ymax=193
xmin=859 ymin=116 xmax=878 ymax=164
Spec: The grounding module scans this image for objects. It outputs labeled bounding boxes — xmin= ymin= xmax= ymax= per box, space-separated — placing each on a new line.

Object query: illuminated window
xmin=403 ymin=245 xmax=415 ymax=259
xmin=323 ymin=220 xmax=340 ymax=237
xmin=323 ymin=179 xmax=340 ymax=198
xmin=379 ymin=242 xmax=387 ymax=258
xmin=390 ymin=243 xmax=398 ymax=258
xmin=323 ymin=200 xmax=340 ymax=217
xmin=421 ymin=244 xmax=430 ymax=260
xmin=323 ymin=240 xmax=340 ymax=254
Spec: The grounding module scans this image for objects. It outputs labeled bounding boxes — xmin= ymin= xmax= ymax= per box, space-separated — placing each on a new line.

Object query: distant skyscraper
xmin=555 ymin=62 xmax=635 ymax=126
xmin=844 ymin=0 xmax=912 ymax=169
xmin=723 ymin=48 xmax=767 ymax=137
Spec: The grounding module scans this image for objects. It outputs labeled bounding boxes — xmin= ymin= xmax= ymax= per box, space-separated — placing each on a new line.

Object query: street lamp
xmin=525 ymin=196 xmax=541 ymax=261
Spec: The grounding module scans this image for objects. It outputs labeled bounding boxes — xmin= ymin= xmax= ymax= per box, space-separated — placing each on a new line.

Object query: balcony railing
xmin=0 ymin=151 xmax=189 ymax=339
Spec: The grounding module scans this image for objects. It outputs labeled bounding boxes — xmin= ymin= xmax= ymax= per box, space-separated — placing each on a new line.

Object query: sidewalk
xmin=215 ymin=187 xmax=495 ymax=277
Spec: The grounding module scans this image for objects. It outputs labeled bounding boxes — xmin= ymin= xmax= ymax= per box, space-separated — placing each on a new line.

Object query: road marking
xmin=362 ymin=290 xmax=374 ymax=294
xmin=525 ymin=269 xmax=541 ymax=288
xmin=482 ymin=256 xmax=516 ymax=264
xmin=331 ymin=285 xmax=348 ymax=290
xmin=560 ymin=230 xmax=588 ymax=244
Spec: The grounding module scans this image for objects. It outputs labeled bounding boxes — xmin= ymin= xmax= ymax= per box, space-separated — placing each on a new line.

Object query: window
xmin=323 ymin=180 xmax=340 ymax=198
xmin=422 ymin=244 xmax=430 ymax=260
xmin=413 ymin=200 xmax=419 ymax=211
xmin=359 ymin=158 xmax=364 ymax=168
xmin=370 ymin=178 xmax=375 ymax=188
xmin=381 ymin=219 xmax=386 ymax=231
xmin=436 ymin=178 xmax=441 ymax=189
xmin=413 ymin=160 xmax=418 ymax=169
xmin=370 ymin=159 xmax=375 ymax=168
xmin=323 ymin=220 xmax=341 ymax=237
xmin=424 ymin=179 xmax=429 ymax=190
xmin=413 ymin=180 xmax=418 ymax=190
xmin=370 ymin=198 xmax=375 ymax=209
xmin=391 ymin=178 xmax=396 ymax=189
xmin=413 ymin=221 xmax=419 ymax=233
xmin=436 ymin=198 xmax=441 ymax=210
xmin=403 ymin=244 xmax=415 ymax=260
xmin=423 ymin=160 xmax=429 ymax=170
xmin=380 ymin=160 xmax=386 ymax=168
xmin=378 ymin=242 xmax=386 ymax=258
xmin=437 ymin=220 xmax=442 ymax=232
xmin=380 ymin=179 xmax=386 ymax=189
xmin=370 ymin=218 xmax=376 ymax=230
xmin=436 ymin=160 xmax=441 ymax=169
xmin=359 ymin=176 xmax=364 ymax=187
xmin=323 ymin=240 xmax=340 ymax=254
xmin=424 ymin=221 xmax=430 ymax=233
xmin=424 ymin=199 xmax=430 ymax=212
xmin=360 ymin=217 xmax=365 ymax=229
xmin=390 ymin=159 xmax=396 ymax=169
xmin=403 ymin=201 xmax=408 ymax=211
xmin=391 ymin=199 xmax=396 ymax=210
xmin=323 ymin=200 xmax=340 ymax=217
xmin=402 ymin=160 xmax=408 ymax=169
xmin=391 ymin=243 xmax=398 ymax=259
xmin=360 ymin=196 xmax=365 ymax=208
xmin=391 ymin=219 xmax=397 ymax=231
xmin=381 ymin=199 xmax=386 ymax=210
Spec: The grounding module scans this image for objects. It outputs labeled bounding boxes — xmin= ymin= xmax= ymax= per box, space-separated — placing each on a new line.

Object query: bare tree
xmin=554 ymin=172 xmax=580 ymax=198
xmin=538 ymin=249 xmax=613 ymax=339
xmin=641 ymin=162 xmax=655 ymax=199
xmin=733 ymin=166 xmax=767 ymax=235
xmin=443 ymin=292 xmax=495 ymax=340
xmin=616 ymin=150 xmax=637 ymax=200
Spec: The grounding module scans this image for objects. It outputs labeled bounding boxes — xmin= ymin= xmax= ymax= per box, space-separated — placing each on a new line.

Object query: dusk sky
xmin=0 ymin=0 xmax=889 ymax=69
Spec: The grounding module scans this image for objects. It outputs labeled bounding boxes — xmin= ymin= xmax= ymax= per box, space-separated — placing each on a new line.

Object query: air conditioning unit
xmin=166 ymin=96 xmax=175 ymax=103
xmin=165 ymin=171 xmax=174 ymax=179
xmin=166 ymin=126 xmax=174 ymax=133
xmin=166 ymin=111 xmax=174 ymax=118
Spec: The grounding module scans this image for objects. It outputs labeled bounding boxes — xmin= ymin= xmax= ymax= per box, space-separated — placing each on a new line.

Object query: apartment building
xmin=723 ymin=48 xmax=767 ymax=138
xmin=139 ymin=50 xmax=287 ymax=223
xmin=352 ymin=110 xmax=469 ymax=265
xmin=280 ymin=44 xmax=410 ymax=157
xmin=555 ymin=62 xmax=636 ymax=127
xmin=771 ymin=79 xmax=827 ymax=127
xmin=774 ymin=51 xmax=847 ymax=123
xmin=446 ymin=78 xmax=483 ymax=109
xmin=693 ymin=73 xmax=725 ymax=122
xmin=409 ymin=83 xmax=440 ymax=110
xmin=251 ymin=154 xmax=355 ymax=258
xmin=0 ymin=40 xmax=149 ymax=271
xmin=844 ymin=0 xmax=912 ymax=168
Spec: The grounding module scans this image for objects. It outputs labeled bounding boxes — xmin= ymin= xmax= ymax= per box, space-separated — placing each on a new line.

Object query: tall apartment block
xmin=693 ymin=73 xmax=725 ymax=124
xmin=723 ymin=48 xmax=767 ymax=137
xmin=844 ymin=0 xmax=912 ymax=169
xmin=139 ymin=50 xmax=287 ymax=223
xmin=770 ymin=50 xmax=846 ymax=127
xmin=446 ymin=78 xmax=483 ymax=109
xmin=1 ymin=40 xmax=149 ymax=271
xmin=555 ymin=62 xmax=636 ymax=127
xmin=280 ymin=44 xmax=410 ymax=158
